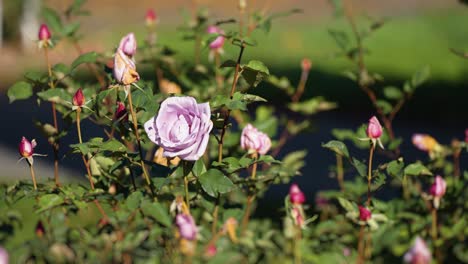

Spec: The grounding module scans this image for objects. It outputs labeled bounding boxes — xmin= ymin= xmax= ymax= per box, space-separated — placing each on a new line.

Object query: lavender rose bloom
xmin=176 ymin=214 xmax=198 ymax=241
xmin=144 ymin=96 xmax=213 ymax=161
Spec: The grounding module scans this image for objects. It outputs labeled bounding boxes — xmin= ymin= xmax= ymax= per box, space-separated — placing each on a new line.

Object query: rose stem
xmin=431 ymin=207 xmax=441 ymax=263
xmin=336 ymin=154 xmax=345 ymax=192
xmin=28 ymin=162 xmax=38 ymax=190
xmin=367 ymin=143 xmax=375 ymax=207
xmin=356 ymin=225 xmax=365 ymax=264
xmin=43 ymin=46 xmax=60 ymax=187
xmin=127 ymin=87 xmax=153 ymax=190
xmin=294 ymin=224 xmax=302 ymax=264
xmin=240 ymin=152 xmax=258 ymax=234
xmin=76 ymin=108 xmax=109 ymax=220
xmin=214 ymin=51 xmax=223 ymax=89
xmin=212 ymin=42 xmax=246 ymax=234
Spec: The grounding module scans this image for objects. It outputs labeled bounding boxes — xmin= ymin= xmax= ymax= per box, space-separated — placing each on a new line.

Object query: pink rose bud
xmin=240 ymin=124 xmax=272 ymax=155
xmin=207 ymin=25 xmax=225 ymax=50
xmin=412 ymin=134 xmax=438 ymax=152
xmin=113 ymin=49 xmax=140 ymax=85
xmin=366 ymin=116 xmax=382 ymax=139
xmin=358 ymin=206 xmax=372 ymax=221
xmin=176 ymin=214 xmax=198 ymax=241
xmin=0 ymin=247 xmax=8 ymax=264
xmin=38 ymin=24 xmax=51 ymax=41
xmin=144 ymin=96 xmax=213 ymax=161
xmin=72 ymin=88 xmax=85 ymax=107
xmin=301 ymin=58 xmax=312 ymax=72
xmin=114 ymin=102 xmax=128 ymax=122
xmin=204 ymin=244 xmax=217 ymax=258
xmin=146 ymin=8 xmax=157 ymax=26
xmin=404 ymin=237 xmax=431 ymax=264
xmin=289 ymin=183 xmax=306 ymax=204
xmin=19 ymin=137 xmax=36 ymax=158
xmin=429 ymin=175 xmax=446 ymax=198
xmin=118 ymin=33 xmax=137 ymax=57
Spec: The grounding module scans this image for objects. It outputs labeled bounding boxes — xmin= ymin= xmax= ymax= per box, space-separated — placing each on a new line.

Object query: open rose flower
xmin=176 ymin=214 xmax=198 ymax=241
xmin=241 ymin=124 xmax=271 ymax=155
xmin=144 ymin=96 xmax=213 ymax=161
xmin=404 ymin=236 xmax=431 ymax=264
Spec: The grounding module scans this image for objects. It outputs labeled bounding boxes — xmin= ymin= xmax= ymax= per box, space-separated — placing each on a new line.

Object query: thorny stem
xmin=43 ymin=46 xmax=60 ymax=187
xmin=336 ymin=154 xmax=345 ymax=192
xmin=343 ymin=0 xmax=401 ymax=156
xmin=367 ymin=143 xmax=375 ymax=207
xmin=240 ymin=152 xmax=258 ymax=234
xmin=76 ymin=109 xmax=109 ymax=220
xmin=127 ymin=88 xmax=152 ymax=187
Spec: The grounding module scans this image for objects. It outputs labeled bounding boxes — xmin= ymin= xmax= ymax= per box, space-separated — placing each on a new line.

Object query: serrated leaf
xmin=8 ymin=82 xmax=33 ymax=102
xmin=37 ymin=194 xmax=65 ymax=213
xmin=322 ymin=140 xmax=349 ymax=158
xmin=289 ymin=97 xmax=337 ymax=115
xmin=242 ymin=60 xmax=270 ymax=87
xmin=387 ymin=159 xmax=404 ymax=180
xmin=199 ymin=169 xmax=235 ymax=197
xmin=376 ymin=100 xmax=392 ymax=114
xmin=404 ymin=163 xmax=432 ymax=176
xmin=141 ymin=200 xmax=171 ymax=227
xmin=351 ymin=158 xmax=367 ymax=177
xmin=71 ymin=52 xmax=98 ymax=69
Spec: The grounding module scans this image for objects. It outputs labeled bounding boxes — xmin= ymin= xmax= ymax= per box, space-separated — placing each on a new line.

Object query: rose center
xmin=170 ymin=115 xmax=190 ymax=142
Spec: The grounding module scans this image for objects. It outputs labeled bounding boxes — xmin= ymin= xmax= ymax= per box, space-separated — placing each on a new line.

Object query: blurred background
xmin=0 ymin=0 xmax=467 ymax=205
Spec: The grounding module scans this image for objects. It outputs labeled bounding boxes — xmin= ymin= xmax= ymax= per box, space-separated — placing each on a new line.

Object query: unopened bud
xmin=19 ymin=137 xmax=36 ymax=158
xmin=301 ymin=58 xmax=312 ymax=72
xmin=358 ymin=206 xmax=372 ymax=221
xmin=38 ymin=24 xmax=51 ymax=41
xmin=72 ymin=88 xmax=85 ymax=107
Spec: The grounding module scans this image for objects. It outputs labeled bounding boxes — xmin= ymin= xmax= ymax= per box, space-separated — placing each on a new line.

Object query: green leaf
xmin=289 ymin=97 xmax=337 ymax=115
xmin=322 ymin=140 xmax=349 ymax=158
xmin=411 ymin=66 xmax=430 ymax=89
xmin=199 ymin=169 xmax=235 ymax=197
xmin=8 ymin=82 xmax=33 ymax=103
xmin=387 ymin=159 xmax=404 ymax=180
xmin=383 ymin=86 xmax=403 ymax=100
xmin=101 ymin=139 xmax=127 ymax=153
xmin=242 ymin=60 xmax=270 ymax=87
xmin=125 ymin=191 xmax=143 ymax=210
xmin=338 ymin=197 xmax=356 ymax=212
xmin=141 ymin=200 xmax=172 ymax=227
xmin=192 ymin=159 xmax=207 ymax=177
xmin=37 ymin=194 xmax=65 ymax=213
xmin=71 ymin=52 xmax=98 ymax=69
xmin=37 ymin=88 xmax=71 ymax=104
xmin=351 ymin=158 xmax=367 ymax=178
xmin=328 ymin=29 xmax=349 ymax=51
xmin=42 ymin=8 xmax=63 ymax=34
xmin=404 ymin=163 xmax=432 ymax=176
xmin=376 ymin=100 xmax=392 ymax=114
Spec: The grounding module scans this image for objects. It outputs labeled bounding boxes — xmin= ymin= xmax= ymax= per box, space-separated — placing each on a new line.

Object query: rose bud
xmin=38 ymin=24 xmax=51 ymax=41
xmin=207 ymin=25 xmax=225 ymax=50
xmin=0 ymin=247 xmax=8 ymax=264
xmin=289 ymin=183 xmax=306 ymax=205
xmin=301 ymin=58 xmax=312 ymax=72
xmin=113 ymin=49 xmax=140 ymax=85
xmin=114 ymin=102 xmax=128 ymax=122
xmin=240 ymin=124 xmax=272 ymax=155
xmin=144 ymin=96 xmax=213 ymax=161
xmin=72 ymin=88 xmax=85 ymax=108
xmin=204 ymin=244 xmax=217 ymax=258
xmin=366 ymin=116 xmax=382 ymax=139
xmin=35 ymin=221 xmax=45 ymax=238
xmin=411 ymin=134 xmax=439 ymax=153
xmin=118 ymin=33 xmax=137 ymax=57
xmin=176 ymin=214 xmax=198 ymax=241
xmin=429 ymin=175 xmax=446 ymax=209
xmin=19 ymin=137 xmax=36 ymax=158
xmin=145 ymin=8 xmax=158 ymax=26
xmin=403 ymin=236 xmax=431 ymax=264
xmin=358 ymin=206 xmax=372 ymax=221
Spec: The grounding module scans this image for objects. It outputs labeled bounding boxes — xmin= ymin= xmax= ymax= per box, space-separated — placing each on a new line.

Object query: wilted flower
xmin=144 ymin=96 xmax=213 ymax=161
xmin=403 ymin=236 xmax=431 ymax=264
xmin=145 ymin=8 xmax=158 ymax=26
xmin=19 ymin=137 xmax=36 ymax=159
xmin=176 ymin=214 xmax=197 ymax=241
xmin=72 ymin=88 xmax=85 ymax=108
xmin=113 ymin=49 xmax=140 ymax=85
xmin=412 ymin=134 xmax=440 ymax=153
xmin=222 ymin=217 xmax=238 ymax=243
xmin=38 ymin=24 xmax=51 ymax=41
xmin=289 ymin=183 xmax=306 ymax=205
xmin=301 ymin=58 xmax=312 ymax=72
xmin=114 ymin=102 xmax=128 ymax=122
xmin=154 ymin=147 xmax=181 ymax=167
xmin=358 ymin=206 xmax=372 ymax=221
xmin=240 ymin=124 xmax=272 ymax=155
xmin=118 ymin=33 xmax=137 ymax=57
xmin=0 ymin=247 xmax=8 ymax=264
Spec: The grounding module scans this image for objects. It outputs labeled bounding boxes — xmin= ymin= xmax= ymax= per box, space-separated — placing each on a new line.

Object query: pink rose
xmin=366 ymin=116 xmax=382 ymax=139
xmin=176 ymin=214 xmax=197 ymax=241
xmin=0 ymin=247 xmax=8 ymax=264
xmin=38 ymin=24 xmax=51 ymax=41
xmin=118 ymin=33 xmax=137 ymax=57
xmin=289 ymin=183 xmax=306 ymax=204
xmin=72 ymin=88 xmax=85 ymax=107
xmin=146 ymin=9 xmax=158 ymax=26
xmin=144 ymin=96 xmax=213 ymax=161
xmin=429 ymin=175 xmax=446 ymax=198
xmin=240 ymin=124 xmax=271 ymax=155
xmin=358 ymin=206 xmax=371 ymax=221
xmin=404 ymin=237 xmax=431 ymax=264
xmin=207 ymin=26 xmax=225 ymax=50
xmin=19 ymin=137 xmax=36 ymax=158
